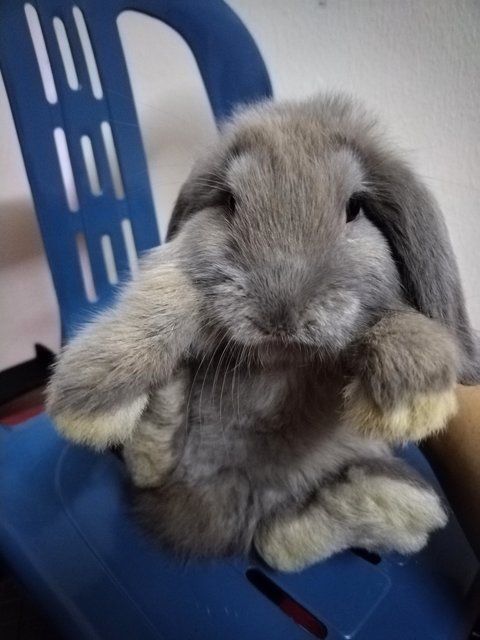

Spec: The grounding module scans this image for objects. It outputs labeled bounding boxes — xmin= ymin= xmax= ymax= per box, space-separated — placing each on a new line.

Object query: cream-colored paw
xmin=53 ymin=395 xmax=148 ymax=450
xmin=123 ymin=421 xmax=177 ymax=488
xmin=123 ymin=374 xmax=187 ymax=487
xmin=336 ymin=468 xmax=448 ymax=553
xmin=343 ymin=380 xmax=457 ymax=443
xmin=254 ymin=512 xmax=344 ymax=572
xmin=123 ymin=450 xmax=166 ymax=488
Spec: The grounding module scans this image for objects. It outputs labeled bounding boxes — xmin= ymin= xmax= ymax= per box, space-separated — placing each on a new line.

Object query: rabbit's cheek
xmin=301 ymin=294 xmax=362 ymax=349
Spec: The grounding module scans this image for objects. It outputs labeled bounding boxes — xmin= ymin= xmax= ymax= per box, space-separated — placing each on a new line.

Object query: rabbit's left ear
xmin=362 ymin=152 xmax=480 ymax=384
xmin=166 ymin=166 xmax=217 ymax=241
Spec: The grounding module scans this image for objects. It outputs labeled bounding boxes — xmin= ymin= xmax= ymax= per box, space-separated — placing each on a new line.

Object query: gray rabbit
xmin=47 ymin=94 xmax=480 ymax=571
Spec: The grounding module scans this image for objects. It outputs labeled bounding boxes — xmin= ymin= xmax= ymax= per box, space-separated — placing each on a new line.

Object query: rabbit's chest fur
xmin=162 ymin=351 xmax=382 ymax=501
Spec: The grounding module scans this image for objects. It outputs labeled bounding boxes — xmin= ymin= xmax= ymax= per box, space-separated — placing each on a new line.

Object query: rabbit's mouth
xmin=237 ymin=334 xmax=318 ymax=368
xmin=242 ymin=314 xmax=301 ymax=343
xmin=251 ymin=342 xmax=319 ymax=369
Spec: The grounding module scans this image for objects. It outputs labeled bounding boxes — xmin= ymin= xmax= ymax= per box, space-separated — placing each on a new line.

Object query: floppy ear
xmin=166 ymin=151 xmax=228 ymax=241
xmin=362 ymin=150 xmax=480 ymax=384
xmin=167 ymin=171 xmax=213 ymax=240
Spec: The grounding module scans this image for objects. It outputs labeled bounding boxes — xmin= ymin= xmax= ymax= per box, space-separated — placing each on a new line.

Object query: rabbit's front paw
xmin=52 ymin=396 xmax=148 ymax=450
xmin=343 ymin=380 xmax=457 ymax=443
xmin=343 ymin=312 xmax=459 ymax=443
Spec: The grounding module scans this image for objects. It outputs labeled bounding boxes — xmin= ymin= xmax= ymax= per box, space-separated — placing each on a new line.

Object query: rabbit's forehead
xmin=224 ymin=137 xmax=365 ymax=203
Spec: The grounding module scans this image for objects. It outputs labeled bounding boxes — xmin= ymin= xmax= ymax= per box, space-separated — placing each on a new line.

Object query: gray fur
xmin=48 ymin=93 xmax=478 ymax=568
xmin=47 ymin=238 xmax=202 ymax=440
xmin=169 ymin=94 xmax=479 ymax=381
xmin=348 ymin=309 xmax=460 ymax=409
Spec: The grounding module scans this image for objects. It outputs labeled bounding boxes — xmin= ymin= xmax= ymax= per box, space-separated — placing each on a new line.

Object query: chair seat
xmin=1 ymin=416 xmax=478 ymax=640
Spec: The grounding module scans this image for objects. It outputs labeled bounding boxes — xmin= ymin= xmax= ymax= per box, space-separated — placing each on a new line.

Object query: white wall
xmin=1 ymin=0 xmax=479 ymax=370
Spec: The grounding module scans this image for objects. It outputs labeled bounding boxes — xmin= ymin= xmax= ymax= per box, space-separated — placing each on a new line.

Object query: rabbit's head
xmin=168 ymin=94 xmax=479 ymax=378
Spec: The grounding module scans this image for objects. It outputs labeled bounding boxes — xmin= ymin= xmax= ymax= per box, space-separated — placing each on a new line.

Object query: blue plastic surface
xmin=1 ymin=418 xmax=479 ymax=640
xmin=1 ymin=1 xmax=479 ymax=638
xmin=0 ymin=0 xmax=271 ymax=340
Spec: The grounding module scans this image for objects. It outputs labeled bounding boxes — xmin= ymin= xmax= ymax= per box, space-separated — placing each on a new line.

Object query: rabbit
xmin=47 ymin=93 xmax=480 ymax=572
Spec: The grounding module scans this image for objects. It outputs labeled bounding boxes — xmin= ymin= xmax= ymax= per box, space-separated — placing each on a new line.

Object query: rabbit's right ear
xmin=360 ymin=149 xmax=480 ymax=385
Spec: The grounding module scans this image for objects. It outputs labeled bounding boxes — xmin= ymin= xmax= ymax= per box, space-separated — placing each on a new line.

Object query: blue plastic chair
xmin=0 ymin=1 xmax=478 ymax=639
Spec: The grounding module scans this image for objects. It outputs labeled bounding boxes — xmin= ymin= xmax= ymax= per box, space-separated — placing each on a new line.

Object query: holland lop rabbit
xmin=47 ymin=94 xmax=480 ymax=571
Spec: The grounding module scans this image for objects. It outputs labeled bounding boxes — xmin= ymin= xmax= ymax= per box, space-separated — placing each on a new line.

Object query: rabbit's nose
xmin=254 ymin=322 xmax=290 ymax=339
xmin=256 ymin=304 xmax=296 ymax=338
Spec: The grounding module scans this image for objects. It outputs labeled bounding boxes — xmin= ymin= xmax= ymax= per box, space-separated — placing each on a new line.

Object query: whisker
xmin=198 ymin=334 xmax=223 ymax=430
xmin=182 ymin=329 xmax=217 ymax=446
xmin=234 ymin=343 xmax=248 ymax=417
xmin=219 ymin=336 xmax=236 ymax=428
xmin=210 ymin=337 xmax=232 ymax=411
xmin=209 ymin=337 xmax=233 ymax=454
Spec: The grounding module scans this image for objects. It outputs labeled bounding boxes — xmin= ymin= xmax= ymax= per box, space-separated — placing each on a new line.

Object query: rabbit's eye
xmin=226 ymin=192 xmax=237 ymax=215
xmin=346 ymin=194 xmax=363 ymax=223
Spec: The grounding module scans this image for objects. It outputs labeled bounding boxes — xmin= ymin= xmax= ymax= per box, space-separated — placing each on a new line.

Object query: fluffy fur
xmin=47 ymin=94 xmax=480 ymax=571
xmin=254 ymin=461 xmax=448 ymax=571
xmin=123 ymin=372 xmax=189 ymax=487
xmin=343 ymin=383 xmax=458 ymax=443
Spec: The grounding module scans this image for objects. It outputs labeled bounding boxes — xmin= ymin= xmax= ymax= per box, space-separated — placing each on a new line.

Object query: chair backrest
xmin=0 ymin=0 xmax=272 ymax=340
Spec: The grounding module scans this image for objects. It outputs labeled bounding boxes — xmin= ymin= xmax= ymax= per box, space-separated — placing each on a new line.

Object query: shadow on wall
xmin=0 ymin=197 xmax=59 ymax=370
xmin=0 ymin=198 xmax=47 ymax=266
